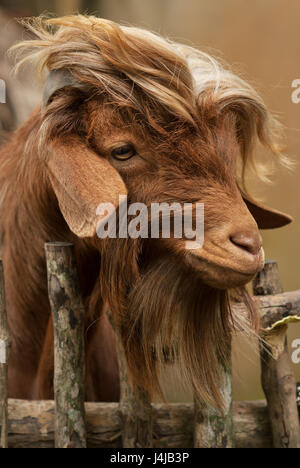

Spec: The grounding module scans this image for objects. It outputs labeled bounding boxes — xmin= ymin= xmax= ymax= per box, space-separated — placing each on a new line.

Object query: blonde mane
xmin=10 ymin=14 xmax=288 ymax=191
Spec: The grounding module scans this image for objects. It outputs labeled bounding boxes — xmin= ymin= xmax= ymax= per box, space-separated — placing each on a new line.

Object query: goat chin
xmin=184 ymin=246 xmax=265 ymax=289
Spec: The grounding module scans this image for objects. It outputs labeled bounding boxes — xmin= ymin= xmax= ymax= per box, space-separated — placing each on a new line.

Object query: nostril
xmin=230 ymin=232 xmax=262 ymax=256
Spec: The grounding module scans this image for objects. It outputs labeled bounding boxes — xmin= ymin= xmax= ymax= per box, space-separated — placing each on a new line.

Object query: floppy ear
xmin=45 ymin=136 xmax=127 ymax=238
xmin=42 ymin=69 xmax=127 ymax=238
xmin=242 ymin=194 xmax=293 ymax=229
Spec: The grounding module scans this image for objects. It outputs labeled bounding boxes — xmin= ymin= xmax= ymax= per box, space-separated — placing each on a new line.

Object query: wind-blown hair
xmin=11 ymin=15 xmax=287 ymax=189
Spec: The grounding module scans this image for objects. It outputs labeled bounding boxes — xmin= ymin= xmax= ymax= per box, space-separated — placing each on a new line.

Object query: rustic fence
xmin=0 ymin=242 xmax=300 ymax=448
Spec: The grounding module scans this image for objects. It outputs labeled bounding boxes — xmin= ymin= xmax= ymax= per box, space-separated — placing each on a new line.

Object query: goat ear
xmin=42 ymin=69 xmax=83 ymax=109
xmin=45 ymin=136 xmax=127 ymax=238
xmin=242 ymin=194 xmax=293 ymax=229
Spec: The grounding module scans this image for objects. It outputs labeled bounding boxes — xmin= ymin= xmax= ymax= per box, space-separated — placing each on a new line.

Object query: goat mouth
xmin=185 ymin=246 xmax=264 ymax=288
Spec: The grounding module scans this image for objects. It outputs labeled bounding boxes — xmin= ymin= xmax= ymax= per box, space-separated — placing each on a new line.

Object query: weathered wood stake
xmin=253 ymin=260 xmax=300 ymax=448
xmin=45 ymin=242 xmax=86 ymax=448
xmin=194 ymin=353 xmax=235 ymax=448
xmin=108 ymin=312 xmax=153 ymax=448
xmin=0 ymin=260 xmax=11 ymax=449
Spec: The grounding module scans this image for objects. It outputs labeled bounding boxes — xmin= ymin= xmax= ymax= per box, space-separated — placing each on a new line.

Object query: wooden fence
xmin=0 ymin=242 xmax=300 ymax=448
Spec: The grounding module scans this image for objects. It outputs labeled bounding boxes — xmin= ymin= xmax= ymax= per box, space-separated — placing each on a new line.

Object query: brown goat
xmin=0 ymin=15 xmax=292 ymax=409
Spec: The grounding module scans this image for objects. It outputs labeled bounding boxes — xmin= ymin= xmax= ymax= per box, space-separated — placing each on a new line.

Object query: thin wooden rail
xmin=232 ymin=289 xmax=300 ymax=326
xmin=5 ymin=398 xmax=300 ymax=448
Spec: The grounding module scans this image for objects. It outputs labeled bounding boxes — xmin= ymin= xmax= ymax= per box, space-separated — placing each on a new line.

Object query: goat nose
xmin=230 ymin=231 xmax=262 ymax=256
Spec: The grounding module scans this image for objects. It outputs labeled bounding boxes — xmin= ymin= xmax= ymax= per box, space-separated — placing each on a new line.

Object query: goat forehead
xmin=85 ymin=100 xmax=237 ymax=175
xmin=158 ymin=132 xmax=236 ymax=172
xmin=86 ymin=103 xmax=145 ymax=145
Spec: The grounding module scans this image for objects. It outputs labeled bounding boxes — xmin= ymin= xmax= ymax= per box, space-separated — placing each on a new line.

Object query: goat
xmin=0 ymin=15 xmax=292 ymax=409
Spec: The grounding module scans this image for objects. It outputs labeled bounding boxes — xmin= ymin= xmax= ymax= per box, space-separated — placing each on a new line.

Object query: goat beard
xmin=100 ymin=235 xmax=259 ymax=411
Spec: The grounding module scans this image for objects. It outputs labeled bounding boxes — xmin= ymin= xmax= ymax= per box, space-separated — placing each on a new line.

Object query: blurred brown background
xmin=0 ymin=0 xmax=299 ymax=401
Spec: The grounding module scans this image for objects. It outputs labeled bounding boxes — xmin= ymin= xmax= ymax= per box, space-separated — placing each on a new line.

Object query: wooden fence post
xmin=194 ymin=347 xmax=235 ymax=448
xmin=297 ymin=382 xmax=300 ymax=416
xmin=0 ymin=260 xmax=11 ymax=449
xmin=253 ymin=260 xmax=300 ymax=448
xmin=45 ymin=242 xmax=86 ymax=448
xmin=108 ymin=313 xmax=153 ymax=448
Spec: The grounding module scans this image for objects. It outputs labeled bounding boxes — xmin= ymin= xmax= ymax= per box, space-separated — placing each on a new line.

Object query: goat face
xmin=17 ymin=17 xmax=291 ymax=293
xmin=87 ymin=102 xmax=266 ymax=289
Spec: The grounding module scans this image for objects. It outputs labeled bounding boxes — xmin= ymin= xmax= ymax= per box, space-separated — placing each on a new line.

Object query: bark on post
xmin=253 ymin=260 xmax=300 ymax=448
xmin=194 ymin=351 xmax=235 ymax=448
xmin=0 ymin=260 xmax=11 ymax=449
xmin=45 ymin=242 xmax=86 ymax=448
xmin=108 ymin=312 xmax=153 ymax=448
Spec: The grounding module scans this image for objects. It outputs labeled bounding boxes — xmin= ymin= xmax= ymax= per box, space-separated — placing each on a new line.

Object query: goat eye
xmin=111 ymin=144 xmax=136 ymax=160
